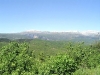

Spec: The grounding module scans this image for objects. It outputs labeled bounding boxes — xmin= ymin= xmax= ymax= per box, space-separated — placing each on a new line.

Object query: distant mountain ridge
xmin=22 ymin=30 xmax=99 ymax=36
xmin=0 ymin=30 xmax=100 ymax=43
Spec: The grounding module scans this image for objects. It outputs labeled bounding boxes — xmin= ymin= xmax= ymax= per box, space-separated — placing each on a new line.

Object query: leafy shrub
xmin=0 ymin=42 xmax=35 ymax=75
xmin=39 ymin=54 xmax=78 ymax=75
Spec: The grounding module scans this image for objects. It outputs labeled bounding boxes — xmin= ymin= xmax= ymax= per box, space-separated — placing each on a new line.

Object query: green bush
xmin=39 ymin=54 xmax=78 ymax=75
xmin=0 ymin=42 xmax=35 ymax=75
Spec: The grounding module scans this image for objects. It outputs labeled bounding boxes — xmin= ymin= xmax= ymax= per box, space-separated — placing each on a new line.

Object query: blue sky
xmin=0 ymin=0 xmax=100 ymax=33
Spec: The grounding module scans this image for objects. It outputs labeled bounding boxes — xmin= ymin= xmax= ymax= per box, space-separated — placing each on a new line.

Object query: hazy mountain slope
xmin=0 ymin=30 xmax=100 ymax=43
xmin=0 ymin=33 xmax=30 ymax=40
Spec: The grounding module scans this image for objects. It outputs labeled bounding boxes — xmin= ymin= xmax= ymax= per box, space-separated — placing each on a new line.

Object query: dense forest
xmin=0 ymin=39 xmax=100 ymax=75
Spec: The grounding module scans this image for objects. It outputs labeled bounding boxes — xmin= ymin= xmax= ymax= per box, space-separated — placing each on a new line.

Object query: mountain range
xmin=0 ymin=30 xmax=100 ymax=43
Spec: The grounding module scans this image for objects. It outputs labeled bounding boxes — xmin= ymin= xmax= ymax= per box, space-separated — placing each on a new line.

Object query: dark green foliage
xmin=0 ymin=38 xmax=11 ymax=42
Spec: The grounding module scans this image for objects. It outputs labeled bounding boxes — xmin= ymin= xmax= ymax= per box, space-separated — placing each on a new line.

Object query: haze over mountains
xmin=23 ymin=30 xmax=99 ymax=36
xmin=0 ymin=30 xmax=100 ymax=43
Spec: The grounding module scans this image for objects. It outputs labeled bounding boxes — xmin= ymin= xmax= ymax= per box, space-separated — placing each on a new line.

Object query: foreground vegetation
xmin=0 ymin=39 xmax=100 ymax=75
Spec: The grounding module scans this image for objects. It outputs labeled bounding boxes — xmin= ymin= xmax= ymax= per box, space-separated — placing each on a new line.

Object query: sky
xmin=0 ymin=0 xmax=100 ymax=33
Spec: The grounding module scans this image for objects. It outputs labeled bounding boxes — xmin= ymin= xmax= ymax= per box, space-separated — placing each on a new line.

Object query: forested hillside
xmin=0 ymin=39 xmax=100 ymax=75
xmin=0 ymin=31 xmax=100 ymax=43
